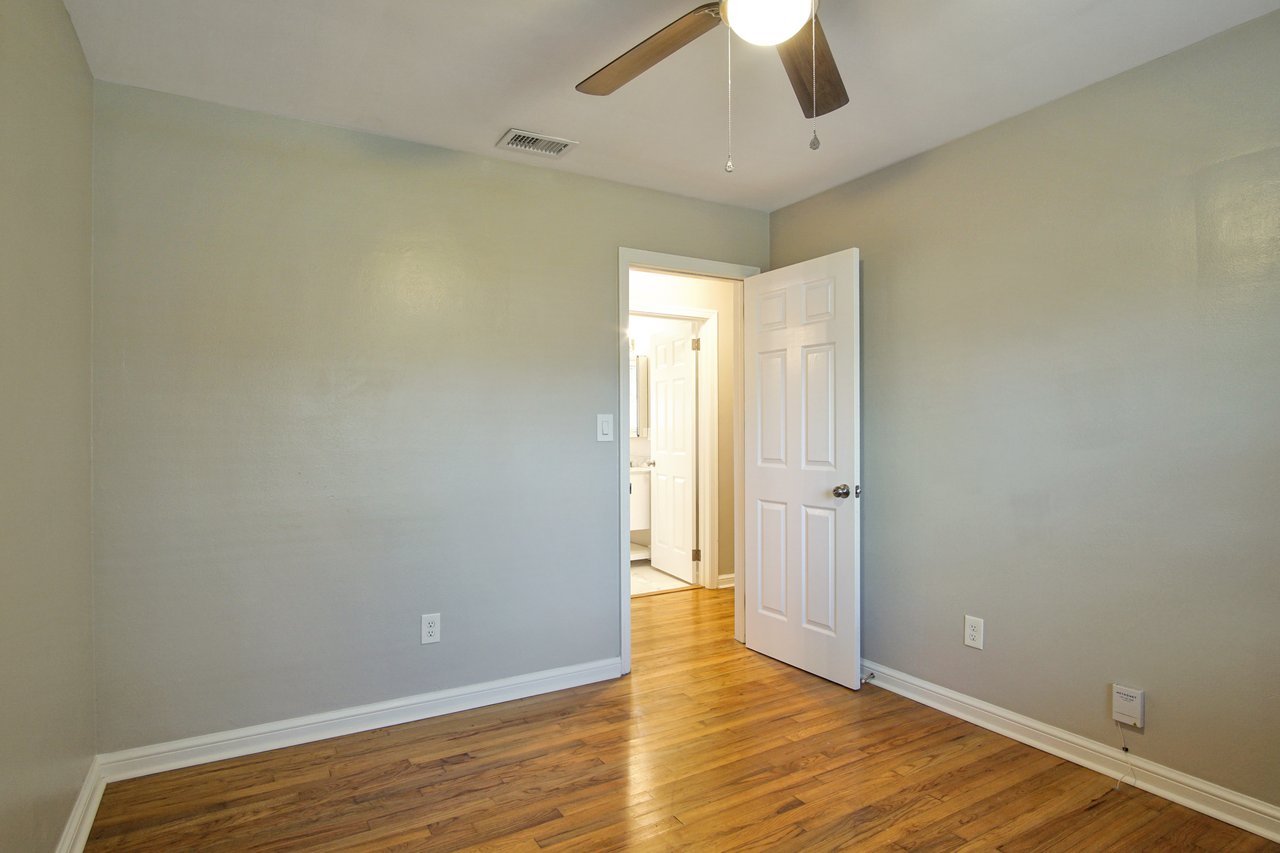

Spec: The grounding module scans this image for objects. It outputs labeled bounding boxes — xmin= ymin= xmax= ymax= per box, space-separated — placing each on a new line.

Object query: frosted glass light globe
xmin=721 ymin=0 xmax=812 ymax=47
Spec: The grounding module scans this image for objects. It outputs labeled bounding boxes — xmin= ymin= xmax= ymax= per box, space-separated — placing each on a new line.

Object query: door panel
xmin=757 ymin=350 xmax=787 ymax=466
xmin=744 ymin=249 xmax=860 ymax=689
xmin=756 ymin=499 xmax=787 ymax=616
xmin=650 ymin=321 xmax=697 ymax=584
xmin=802 ymin=343 xmax=836 ymax=469
xmin=801 ymin=504 xmax=836 ymax=633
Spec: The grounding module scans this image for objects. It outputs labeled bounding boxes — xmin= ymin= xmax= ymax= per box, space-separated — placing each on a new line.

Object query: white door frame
xmin=618 ymin=249 xmax=758 ymax=674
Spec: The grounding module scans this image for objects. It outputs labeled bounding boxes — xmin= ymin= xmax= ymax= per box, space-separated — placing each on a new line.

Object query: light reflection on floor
xmin=630 ymin=561 xmax=693 ymax=596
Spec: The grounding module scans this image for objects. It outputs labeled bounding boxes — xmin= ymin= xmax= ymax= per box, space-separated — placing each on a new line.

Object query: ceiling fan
xmin=576 ymin=1 xmax=849 ymax=119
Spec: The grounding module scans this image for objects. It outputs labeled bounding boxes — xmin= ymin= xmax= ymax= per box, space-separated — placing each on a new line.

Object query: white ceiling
xmin=64 ymin=0 xmax=1280 ymax=212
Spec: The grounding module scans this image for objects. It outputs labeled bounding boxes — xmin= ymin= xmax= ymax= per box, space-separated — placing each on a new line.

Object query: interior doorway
xmin=619 ymin=247 xmax=863 ymax=688
xmin=617 ymin=249 xmax=759 ymax=673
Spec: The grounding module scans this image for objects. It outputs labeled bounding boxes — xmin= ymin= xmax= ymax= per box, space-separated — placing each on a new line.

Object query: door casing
xmin=618 ymin=249 xmax=758 ymax=674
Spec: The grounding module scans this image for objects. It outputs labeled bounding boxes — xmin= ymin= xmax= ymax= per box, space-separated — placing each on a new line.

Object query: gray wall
xmin=772 ymin=13 xmax=1280 ymax=804
xmin=91 ymin=83 xmax=769 ymax=751
xmin=0 ymin=0 xmax=95 ymax=848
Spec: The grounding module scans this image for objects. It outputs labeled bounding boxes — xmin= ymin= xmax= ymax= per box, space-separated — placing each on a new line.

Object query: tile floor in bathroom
xmin=630 ymin=561 xmax=694 ymax=596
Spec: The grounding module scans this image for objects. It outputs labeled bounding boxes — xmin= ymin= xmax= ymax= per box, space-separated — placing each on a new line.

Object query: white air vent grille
xmin=497 ymin=129 xmax=578 ymax=158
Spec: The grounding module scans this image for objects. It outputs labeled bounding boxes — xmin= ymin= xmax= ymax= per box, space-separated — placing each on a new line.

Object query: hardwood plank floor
xmin=88 ymin=589 xmax=1277 ymax=851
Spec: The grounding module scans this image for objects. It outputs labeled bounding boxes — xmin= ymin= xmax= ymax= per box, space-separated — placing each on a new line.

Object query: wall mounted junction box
xmin=1112 ymin=683 xmax=1144 ymax=727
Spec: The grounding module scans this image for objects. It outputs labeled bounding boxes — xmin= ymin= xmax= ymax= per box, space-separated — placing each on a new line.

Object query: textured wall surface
xmin=772 ymin=13 xmax=1280 ymax=804
xmin=92 ymin=83 xmax=768 ymax=751
xmin=0 ymin=0 xmax=95 ymax=848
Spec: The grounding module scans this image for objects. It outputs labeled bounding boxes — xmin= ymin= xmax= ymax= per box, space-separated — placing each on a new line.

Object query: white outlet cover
xmin=964 ymin=615 xmax=984 ymax=650
xmin=421 ymin=613 xmax=441 ymax=645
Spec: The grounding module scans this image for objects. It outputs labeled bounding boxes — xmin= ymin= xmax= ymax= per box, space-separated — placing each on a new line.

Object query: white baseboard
xmin=67 ymin=656 xmax=1276 ymax=848
xmin=60 ymin=658 xmax=621 ymax=852
xmin=862 ymin=660 xmax=1280 ymax=843
xmin=716 ymin=573 xmax=735 ymax=588
xmin=98 ymin=657 xmax=622 ymax=783
xmin=55 ymin=757 xmax=105 ymax=853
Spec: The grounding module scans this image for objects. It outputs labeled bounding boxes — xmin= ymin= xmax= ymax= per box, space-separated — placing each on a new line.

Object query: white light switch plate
xmin=596 ymin=414 xmax=614 ymax=442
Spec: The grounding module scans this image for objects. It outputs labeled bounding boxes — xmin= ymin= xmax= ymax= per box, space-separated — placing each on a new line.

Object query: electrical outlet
xmin=421 ymin=613 xmax=441 ymax=645
xmin=964 ymin=615 xmax=984 ymax=649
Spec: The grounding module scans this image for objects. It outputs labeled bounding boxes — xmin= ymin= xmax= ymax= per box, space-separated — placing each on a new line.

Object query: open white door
xmin=650 ymin=322 xmax=698 ymax=584
xmin=744 ymin=249 xmax=861 ymax=688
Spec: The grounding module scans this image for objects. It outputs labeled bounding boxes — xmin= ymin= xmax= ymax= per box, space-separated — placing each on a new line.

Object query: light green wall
xmin=0 ymin=0 xmax=95 ymax=848
xmin=91 ymin=82 xmax=769 ymax=750
xmin=772 ymin=13 xmax=1280 ymax=804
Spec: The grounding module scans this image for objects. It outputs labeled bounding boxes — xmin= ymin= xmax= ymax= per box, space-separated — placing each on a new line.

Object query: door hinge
xmin=692 ymin=548 xmax=702 ymax=562
xmin=691 ymin=338 xmax=701 ymax=351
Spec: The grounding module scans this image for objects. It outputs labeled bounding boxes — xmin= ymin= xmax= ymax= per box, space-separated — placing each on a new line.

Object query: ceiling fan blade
xmin=577 ymin=3 xmax=721 ymax=96
xmin=777 ymin=15 xmax=849 ymax=118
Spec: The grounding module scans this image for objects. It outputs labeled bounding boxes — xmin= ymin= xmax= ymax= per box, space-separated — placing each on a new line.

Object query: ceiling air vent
xmin=496 ymin=128 xmax=578 ymax=158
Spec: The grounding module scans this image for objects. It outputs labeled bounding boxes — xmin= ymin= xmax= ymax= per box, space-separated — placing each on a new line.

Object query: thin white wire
xmin=1113 ymin=721 xmax=1136 ymax=790
xmin=725 ymin=26 xmax=734 ymax=172
xmin=809 ymin=0 xmax=820 ymax=150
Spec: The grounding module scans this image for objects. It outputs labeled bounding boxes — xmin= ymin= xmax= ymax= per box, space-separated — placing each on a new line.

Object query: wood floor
xmin=88 ymin=589 xmax=1277 ymax=851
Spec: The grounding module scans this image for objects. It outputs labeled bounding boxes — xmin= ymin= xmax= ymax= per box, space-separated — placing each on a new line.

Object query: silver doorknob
xmin=832 ymin=484 xmax=851 ymax=499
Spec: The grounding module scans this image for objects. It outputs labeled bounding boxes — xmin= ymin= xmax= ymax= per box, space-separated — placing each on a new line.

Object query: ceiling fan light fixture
xmin=720 ymin=0 xmax=811 ymax=47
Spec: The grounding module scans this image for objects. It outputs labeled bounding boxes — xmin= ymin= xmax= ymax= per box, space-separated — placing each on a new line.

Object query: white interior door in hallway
xmin=744 ymin=248 xmax=861 ymax=689
xmin=650 ymin=320 xmax=698 ymax=584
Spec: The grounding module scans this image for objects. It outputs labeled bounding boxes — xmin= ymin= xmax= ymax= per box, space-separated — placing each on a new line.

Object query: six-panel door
xmin=744 ymin=249 xmax=861 ymax=689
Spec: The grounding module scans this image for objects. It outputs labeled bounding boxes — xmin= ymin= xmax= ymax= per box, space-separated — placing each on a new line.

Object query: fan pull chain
xmin=725 ymin=26 xmax=734 ymax=172
xmin=809 ymin=0 xmax=821 ymax=151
